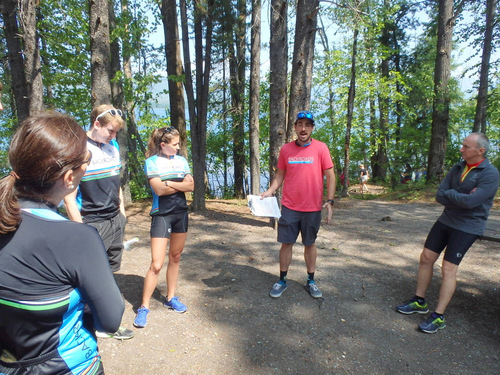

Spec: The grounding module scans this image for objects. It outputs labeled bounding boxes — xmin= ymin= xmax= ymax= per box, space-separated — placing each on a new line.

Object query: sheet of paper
xmin=247 ymin=195 xmax=281 ymax=218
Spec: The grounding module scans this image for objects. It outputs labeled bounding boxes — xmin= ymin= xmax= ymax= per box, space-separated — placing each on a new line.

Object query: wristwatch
xmin=326 ymin=199 xmax=334 ymax=205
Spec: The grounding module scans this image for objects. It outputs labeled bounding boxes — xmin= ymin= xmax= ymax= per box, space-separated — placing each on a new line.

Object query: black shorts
xmin=277 ymin=206 xmax=321 ymax=246
xmin=150 ymin=211 xmax=188 ymax=238
xmin=424 ymin=221 xmax=479 ymax=265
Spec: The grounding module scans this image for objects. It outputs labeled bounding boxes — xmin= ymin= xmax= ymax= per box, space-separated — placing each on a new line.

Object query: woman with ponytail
xmin=134 ymin=126 xmax=194 ymax=328
xmin=0 ymin=112 xmax=124 ymax=374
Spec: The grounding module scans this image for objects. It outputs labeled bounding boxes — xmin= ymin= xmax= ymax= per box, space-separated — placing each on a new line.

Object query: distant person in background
xmin=359 ymin=164 xmax=369 ymax=193
xmin=261 ymin=111 xmax=336 ymax=300
xmin=401 ymin=163 xmax=413 ymax=183
xmin=0 ymin=112 xmax=124 ymax=374
xmin=134 ymin=126 xmax=194 ymax=328
xmin=396 ymin=133 xmax=499 ymax=333
xmin=64 ymin=104 xmax=133 ymax=340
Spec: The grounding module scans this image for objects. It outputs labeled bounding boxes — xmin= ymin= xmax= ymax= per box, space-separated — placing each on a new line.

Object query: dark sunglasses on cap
xmin=96 ymin=109 xmax=123 ymax=121
xmin=296 ymin=111 xmax=314 ymax=122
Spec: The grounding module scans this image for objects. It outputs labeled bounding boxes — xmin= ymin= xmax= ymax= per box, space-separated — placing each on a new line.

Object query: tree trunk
xmin=371 ymin=0 xmax=390 ymax=182
xmin=427 ymin=0 xmax=454 ymax=182
xmin=1 ymin=0 xmax=30 ymax=124
xmin=249 ymin=0 xmax=262 ymax=195
xmin=90 ymin=0 xmax=112 ymax=106
xmin=20 ymin=0 xmax=43 ymax=115
xmin=161 ymin=0 xmax=188 ymax=156
xmin=342 ymin=29 xmax=358 ymax=198
xmin=230 ymin=0 xmax=247 ymax=199
xmin=287 ymin=0 xmax=319 ymax=141
xmin=182 ymin=0 xmax=214 ymax=211
xmin=473 ymin=0 xmax=496 ymax=133
xmin=269 ymin=0 xmax=288 ymax=227
xmin=108 ymin=2 xmax=132 ymax=206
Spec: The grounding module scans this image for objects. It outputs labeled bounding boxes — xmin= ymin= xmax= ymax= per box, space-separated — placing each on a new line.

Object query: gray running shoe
xmin=269 ymin=281 xmax=288 ymax=298
xmin=96 ymin=326 xmax=134 ymax=340
xmin=396 ymin=299 xmax=429 ymax=315
xmin=306 ymin=281 xmax=323 ymax=298
xmin=419 ymin=314 xmax=446 ymax=334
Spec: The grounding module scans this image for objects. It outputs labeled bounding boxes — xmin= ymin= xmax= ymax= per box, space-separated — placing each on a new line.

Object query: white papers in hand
xmin=247 ymin=195 xmax=281 ymax=218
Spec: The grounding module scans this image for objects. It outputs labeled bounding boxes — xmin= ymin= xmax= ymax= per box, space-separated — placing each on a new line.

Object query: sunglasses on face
xmin=82 ymin=151 xmax=92 ymax=165
xmin=74 ymin=151 xmax=92 ymax=170
xmin=96 ymin=109 xmax=123 ymax=121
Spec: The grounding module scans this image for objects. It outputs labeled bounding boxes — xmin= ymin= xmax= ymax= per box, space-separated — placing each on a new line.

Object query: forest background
xmin=0 ymin=0 xmax=499 ymax=209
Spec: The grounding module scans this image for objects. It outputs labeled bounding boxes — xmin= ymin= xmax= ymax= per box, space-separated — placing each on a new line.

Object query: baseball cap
xmin=296 ymin=111 xmax=314 ymax=124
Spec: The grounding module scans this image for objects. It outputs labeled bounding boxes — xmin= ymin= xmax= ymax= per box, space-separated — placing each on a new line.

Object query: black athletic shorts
xmin=150 ymin=211 xmax=188 ymax=238
xmin=424 ymin=221 xmax=479 ymax=265
xmin=277 ymin=205 xmax=321 ymax=246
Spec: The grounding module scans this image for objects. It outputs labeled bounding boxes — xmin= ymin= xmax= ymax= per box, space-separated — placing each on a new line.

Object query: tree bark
xmin=268 ymin=0 xmax=288 ymax=227
xmin=342 ymin=29 xmax=358 ymax=198
xmin=90 ymin=0 xmax=112 ymax=106
xmin=20 ymin=0 xmax=43 ymax=115
xmin=473 ymin=0 xmax=496 ymax=133
xmin=230 ymin=0 xmax=247 ymax=199
xmin=427 ymin=0 xmax=454 ymax=182
xmin=182 ymin=0 xmax=214 ymax=211
xmin=161 ymin=0 xmax=188 ymax=156
xmin=108 ymin=1 xmax=132 ymax=206
xmin=287 ymin=0 xmax=319 ymax=141
xmin=1 ymin=0 xmax=30 ymax=124
xmin=249 ymin=0 xmax=262 ymax=195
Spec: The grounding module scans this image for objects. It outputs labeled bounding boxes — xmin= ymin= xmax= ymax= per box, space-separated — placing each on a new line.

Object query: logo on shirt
xmin=288 ymin=157 xmax=314 ymax=164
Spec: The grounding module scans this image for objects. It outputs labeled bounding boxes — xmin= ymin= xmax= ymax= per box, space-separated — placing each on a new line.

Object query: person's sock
xmin=307 ymin=272 xmax=315 ymax=284
xmin=414 ymin=295 xmax=426 ymax=305
xmin=432 ymin=311 xmax=444 ymax=319
xmin=279 ymin=271 xmax=288 ymax=283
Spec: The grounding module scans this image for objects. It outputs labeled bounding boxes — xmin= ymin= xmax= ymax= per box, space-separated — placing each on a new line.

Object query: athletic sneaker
xmin=419 ymin=313 xmax=446 ymax=334
xmin=306 ymin=281 xmax=323 ymax=299
xmin=269 ymin=281 xmax=288 ymax=298
xmin=396 ymin=298 xmax=429 ymax=314
xmin=96 ymin=326 xmax=134 ymax=340
xmin=164 ymin=296 xmax=187 ymax=313
xmin=133 ymin=307 xmax=150 ymax=328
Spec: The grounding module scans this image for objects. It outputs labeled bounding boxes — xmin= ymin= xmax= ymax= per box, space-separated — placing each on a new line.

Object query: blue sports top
xmin=0 ymin=198 xmax=124 ymax=374
xmin=76 ymin=137 xmax=122 ymax=223
xmin=144 ymin=154 xmax=191 ymax=216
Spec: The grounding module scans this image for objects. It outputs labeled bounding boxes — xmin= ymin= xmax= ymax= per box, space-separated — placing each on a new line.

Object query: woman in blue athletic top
xmin=0 ymin=112 xmax=124 ymax=374
xmin=134 ymin=126 xmax=194 ymax=328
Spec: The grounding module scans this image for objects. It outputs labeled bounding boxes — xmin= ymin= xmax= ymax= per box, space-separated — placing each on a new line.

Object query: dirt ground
xmin=98 ymin=184 xmax=500 ymax=375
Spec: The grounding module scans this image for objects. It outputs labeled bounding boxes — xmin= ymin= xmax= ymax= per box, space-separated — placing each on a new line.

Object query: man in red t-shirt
xmin=261 ymin=111 xmax=336 ymax=299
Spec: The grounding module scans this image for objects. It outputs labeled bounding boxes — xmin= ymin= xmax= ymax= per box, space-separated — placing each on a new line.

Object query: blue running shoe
xmin=164 ymin=296 xmax=187 ymax=313
xmin=269 ymin=281 xmax=288 ymax=298
xmin=306 ymin=281 xmax=323 ymax=299
xmin=133 ymin=306 xmax=150 ymax=328
xmin=396 ymin=298 xmax=429 ymax=314
xmin=419 ymin=313 xmax=446 ymax=334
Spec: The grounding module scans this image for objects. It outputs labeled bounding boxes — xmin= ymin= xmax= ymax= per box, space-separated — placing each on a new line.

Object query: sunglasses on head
xmin=297 ymin=111 xmax=314 ymax=120
xmin=160 ymin=126 xmax=174 ymax=140
xmin=96 ymin=109 xmax=123 ymax=121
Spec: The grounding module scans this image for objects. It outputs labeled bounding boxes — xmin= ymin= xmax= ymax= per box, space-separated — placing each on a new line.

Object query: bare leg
xmin=140 ymin=237 xmax=168 ymax=309
xmin=279 ymin=243 xmax=294 ymax=272
xmin=166 ymin=232 xmax=187 ymax=300
xmin=415 ymin=248 xmax=440 ymax=298
xmin=435 ymin=260 xmax=459 ymax=314
xmin=304 ymin=244 xmax=317 ymax=273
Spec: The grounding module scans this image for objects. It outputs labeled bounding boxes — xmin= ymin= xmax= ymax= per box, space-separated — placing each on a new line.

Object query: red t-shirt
xmin=277 ymin=139 xmax=334 ymax=212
